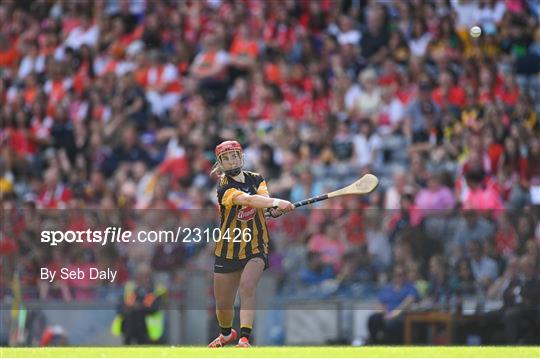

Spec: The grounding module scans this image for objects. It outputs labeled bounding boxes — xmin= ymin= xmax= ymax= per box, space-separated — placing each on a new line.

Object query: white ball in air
xmin=470 ymin=26 xmax=482 ymax=38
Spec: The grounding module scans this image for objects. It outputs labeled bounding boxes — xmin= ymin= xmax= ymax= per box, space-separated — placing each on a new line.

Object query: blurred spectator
xmin=290 ymin=170 xmax=323 ymax=205
xmin=367 ymin=264 xmax=419 ymax=344
xmin=494 ymin=213 xmax=518 ymax=255
xmin=391 ymin=239 xmax=414 ymax=268
xmin=143 ymin=50 xmax=182 ymax=117
xmin=256 ymin=143 xmax=282 ymax=181
xmin=415 ymin=171 xmax=456 ymax=213
xmin=468 ymin=240 xmax=499 ymax=289
xmin=405 ymin=80 xmax=441 ymax=147
xmin=432 ymin=70 xmax=466 ymax=110
xmin=408 ymin=18 xmax=431 ymax=58
xmin=112 ymin=264 xmax=167 ymax=345
xmin=307 ymin=223 xmax=347 ymax=272
xmin=118 ymin=71 xmax=148 ymax=129
xmin=449 ymin=211 xmax=496 ymax=255
xmin=486 ymin=255 xmax=520 ymax=300
xmin=364 ymin=210 xmax=391 ymax=272
xmin=406 ymin=261 xmax=428 ymax=299
xmin=336 ymin=249 xmax=374 ymax=287
xmin=352 ymin=119 xmax=383 ymax=169
xmin=351 ymin=68 xmax=381 ymax=119
xmin=63 ymin=13 xmax=99 ymax=50
xmin=190 ymin=34 xmax=230 ymax=106
xmin=17 ymin=40 xmax=45 ymax=80
xmin=228 ymin=23 xmax=258 ymax=77
xmin=383 ymin=167 xmax=409 ymax=210
xmin=450 ymin=257 xmax=478 ymax=297
xmin=377 ymin=83 xmax=405 ymax=136
xmin=462 ymin=166 xmax=504 ymax=215
xmin=298 ymin=251 xmax=335 ymax=287
xmin=37 ymin=167 xmax=72 ymax=209
xmin=424 ymin=255 xmax=451 ymax=307
xmin=360 ymin=4 xmax=389 ymax=65
xmin=482 ymin=255 xmax=540 ymax=344
xmin=102 ymin=125 xmax=152 ymax=176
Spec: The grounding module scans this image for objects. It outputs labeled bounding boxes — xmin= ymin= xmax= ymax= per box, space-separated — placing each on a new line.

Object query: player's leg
xmin=214 ymin=271 xmax=241 ymax=332
xmin=209 ymin=270 xmax=241 ymax=347
xmin=237 ymin=256 xmax=265 ymax=347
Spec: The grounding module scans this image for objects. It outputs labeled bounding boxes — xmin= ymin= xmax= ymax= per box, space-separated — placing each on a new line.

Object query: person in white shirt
xmin=336 ymin=15 xmax=362 ymax=46
xmin=17 ymin=41 xmax=45 ymax=80
xmin=384 ymin=167 xmax=410 ymax=210
xmin=451 ymin=0 xmax=480 ymax=29
xmin=408 ymin=18 xmax=432 ymax=58
xmin=64 ymin=13 xmax=99 ymax=50
xmin=351 ymin=68 xmax=382 ymax=119
xmin=145 ymin=51 xmax=183 ymax=116
xmin=377 ymin=85 xmax=405 ymax=136
xmin=352 ymin=119 xmax=382 ymax=169
xmin=475 ymin=0 xmax=506 ymax=34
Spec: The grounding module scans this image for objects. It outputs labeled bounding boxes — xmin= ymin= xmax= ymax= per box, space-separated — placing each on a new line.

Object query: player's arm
xmin=234 ymin=193 xmax=294 ymax=211
xmin=220 ymin=187 xmax=294 ymax=211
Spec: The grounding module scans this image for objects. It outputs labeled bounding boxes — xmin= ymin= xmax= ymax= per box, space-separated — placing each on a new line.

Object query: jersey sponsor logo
xmin=237 ymin=206 xmax=256 ymax=221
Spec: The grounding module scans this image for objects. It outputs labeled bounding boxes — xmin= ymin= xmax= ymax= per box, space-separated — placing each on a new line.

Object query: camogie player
xmin=208 ymin=140 xmax=295 ymax=348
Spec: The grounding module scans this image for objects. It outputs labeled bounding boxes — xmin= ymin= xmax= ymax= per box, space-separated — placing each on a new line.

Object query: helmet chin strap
xmin=224 ymin=167 xmax=242 ymax=176
xmin=220 ymin=151 xmax=244 ymax=177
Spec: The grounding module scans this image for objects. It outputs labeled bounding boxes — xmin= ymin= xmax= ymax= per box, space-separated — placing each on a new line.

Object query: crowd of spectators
xmin=1 ymin=0 xmax=540 ymax=344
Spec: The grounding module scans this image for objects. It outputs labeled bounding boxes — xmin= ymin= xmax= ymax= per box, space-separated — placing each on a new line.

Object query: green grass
xmin=1 ymin=346 xmax=539 ymax=358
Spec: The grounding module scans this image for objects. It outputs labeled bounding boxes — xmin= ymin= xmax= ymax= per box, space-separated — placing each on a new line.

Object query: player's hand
xmin=265 ymin=208 xmax=284 ymax=218
xmin=276 ymin=199 xmax=295 ymax=212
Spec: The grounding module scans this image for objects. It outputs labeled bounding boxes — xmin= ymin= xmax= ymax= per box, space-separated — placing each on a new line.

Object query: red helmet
xmin=215 ymin=140 xmax=244 ymax=176
xmin=215 ymin=140 xmax=243 ymax=158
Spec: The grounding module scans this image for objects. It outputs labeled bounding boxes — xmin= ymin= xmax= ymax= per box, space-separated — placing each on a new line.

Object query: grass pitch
xmin=1 ymin=346 xmax=539 ymax=358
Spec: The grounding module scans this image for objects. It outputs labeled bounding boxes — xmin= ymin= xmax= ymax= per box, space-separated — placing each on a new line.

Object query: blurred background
xmin=1 ymin=0 xmax=539 ymax=347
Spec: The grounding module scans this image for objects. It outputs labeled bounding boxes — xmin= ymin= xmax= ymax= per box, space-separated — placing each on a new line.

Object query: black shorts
xmin=214 ymin=253 xmax=269 ymax=273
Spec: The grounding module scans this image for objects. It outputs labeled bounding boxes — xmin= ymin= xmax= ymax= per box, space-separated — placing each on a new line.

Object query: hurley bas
xmin=41 ymin=267 xmax=117 ymax=283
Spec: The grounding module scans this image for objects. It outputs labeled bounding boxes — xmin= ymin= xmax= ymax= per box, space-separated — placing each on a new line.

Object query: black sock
xmin=240 ymin=326 xmax=251 ymax=340
xmin=220 ymin=326 xmax=232 ymax=336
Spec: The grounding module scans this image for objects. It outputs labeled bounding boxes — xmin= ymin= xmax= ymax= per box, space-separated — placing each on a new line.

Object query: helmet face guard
xmin=215 ymin=141 xmax=244 ymax=176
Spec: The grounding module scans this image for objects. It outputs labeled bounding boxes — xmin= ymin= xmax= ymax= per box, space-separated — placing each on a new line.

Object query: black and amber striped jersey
xmin=215 ymin=171 xmax=270 ymax=260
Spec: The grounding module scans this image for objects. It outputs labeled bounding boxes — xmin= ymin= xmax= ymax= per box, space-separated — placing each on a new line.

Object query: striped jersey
xmin=215 ymin=171 xmax=270 ymax=259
